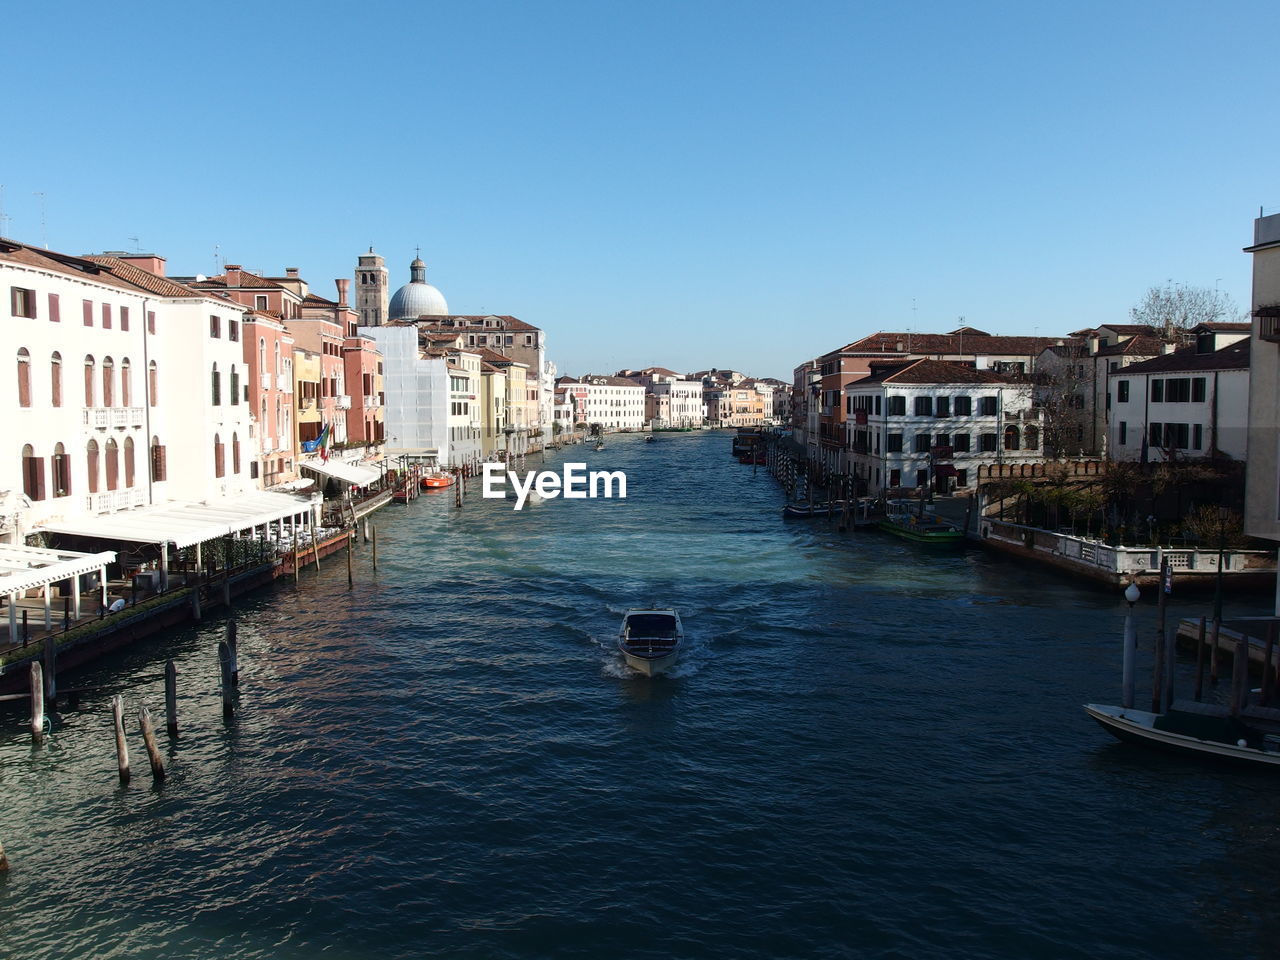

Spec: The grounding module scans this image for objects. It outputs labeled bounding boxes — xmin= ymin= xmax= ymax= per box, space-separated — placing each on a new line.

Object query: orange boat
xmin=420 ymin=471 xmax=456 ymax=490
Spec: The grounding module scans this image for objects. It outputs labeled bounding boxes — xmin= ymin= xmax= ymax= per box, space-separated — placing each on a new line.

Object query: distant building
xmin=557 ymin=375 xmax=645 ymax=431
xmin=1244 ymin=212 xmax=1280 ymax=546
xmin=354 ymin=247 xmax=389 ymax=327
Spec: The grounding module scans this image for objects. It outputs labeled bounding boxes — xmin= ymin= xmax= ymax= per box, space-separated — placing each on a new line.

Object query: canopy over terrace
xmin=299 ymin=459 xmax=382 ymax=488
xmin=37 ymin=491 xmax=317 ymax=550
xmin=0 ymin=544 xmax=117 ymax=644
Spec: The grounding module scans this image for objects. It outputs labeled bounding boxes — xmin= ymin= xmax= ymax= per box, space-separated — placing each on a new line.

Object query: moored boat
xmin=420 ymin=471 xmax=456 ymax=490
xmin=782 ymin=501 xmax=845 ymax=518
xmin=1084 ymin=702 xmax=1280 ymax=768
xmin=617 ymin=608 xmax=684 ymax=677
xmin=876 ymin=499 xmax=964 ymax=544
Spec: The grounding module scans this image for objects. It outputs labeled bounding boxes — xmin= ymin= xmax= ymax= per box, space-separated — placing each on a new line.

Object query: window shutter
xmin=49 ymin=293 xmax=60 ymax=322
xmin=83 ymin=300 xmax=93 ymax=326
xmin=120 ymin=306 xmax=130 ymax=331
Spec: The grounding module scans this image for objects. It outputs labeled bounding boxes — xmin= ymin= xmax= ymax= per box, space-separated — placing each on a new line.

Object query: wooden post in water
xmin=1150 ymin=620 xmax=1166 ymax=713
xmin=293 ymin=547 xmax=300 ymax=584
xmin=312 ymin=534 xmax=321 ymax=572
xmin=455 ymin=471 xmax=463 ymax=508
xmin=1163 ymin=626 xmax=1176 ymax=712
xmin=111 ymin=694 xmax=130 ymax=783
xmin=1156 ymin=557 xmax=1169 ymax=639
xmin=138 ymin=706 xmax=166 ymax=781
xmin=43 ymin=634 xmax=57 ymax=712
xmin=226 ymin=618 xmax=239 ymax=686
xmin=1209 ymin=616 xmax=1222 ymax=684
xmin=29 ymin=662 xmax=44 ymax=744
xmin=218 ymin=640 xmax=234 ymax=719
xmin=0 ymin=836 xmax=8 ymax=872
xmin=371 ymin=526 xmax=378 ymax=571
xmin=1230 ymin=633 xmax=1249 ymax=716
xmin=1264 ymin=620 xmax=1278 ymax=707
xmin=346 ymin=531 xmax=354 ymax=588
xmin=1193 ymin=617 xmax=1207 ymax=702
xmin=164 ymin=660 xmax=178 ymax=735
xmin=191 ymin=576 xmax=202 ymax=621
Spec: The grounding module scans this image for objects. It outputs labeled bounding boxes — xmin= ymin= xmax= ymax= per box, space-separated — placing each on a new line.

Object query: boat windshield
xmin=624 ymin=614 xmax=678 ymax=638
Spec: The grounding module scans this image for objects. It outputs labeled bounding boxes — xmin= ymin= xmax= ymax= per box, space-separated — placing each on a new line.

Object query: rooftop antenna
xmin=214 ymin=243 xmax=221 ymax=273
xmin=0 ymin=184 xmax=9 ymax=237
xmin=128 ymin=236 xmax=141 ymax=253
xmin=33 ymin=191 xmax=47 ymax=248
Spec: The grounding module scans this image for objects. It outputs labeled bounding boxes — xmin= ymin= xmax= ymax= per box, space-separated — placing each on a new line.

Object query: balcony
xmin=260 ymin=373 xmax=271 ymax=390
xmin=1258 ymin=313 xmax=1280 ymax=343
xmin=298 ymin=396 xmax=315 ymax=410
xmin=277 ymin=373 xmax=292 ymax=392
xmin=85 ymin=488 xmax=144 ymax=515
xmin=363 ymin=395 xmax=379 ymax=408
xmin=335 ymin=395 xmax=352 ymax=410
xmin=83 ymin=406 xmax=144 ymax=429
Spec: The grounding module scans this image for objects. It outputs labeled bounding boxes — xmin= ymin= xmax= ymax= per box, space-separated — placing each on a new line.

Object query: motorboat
xmin=617 ymin=608 xmax=684 ymax=677
xmin=594 ymin=440 xmax=605 ymax=451
xmin=645 ymin=435 xmax=656 ymax=443
xmin=420 ymin=471 xmax=456 ymax=490
xmin=1084 ymin=702 xmax=1280 ymax=768
xmin=876 ymin=499 xmax=963 ymax=544
xmin=782 ymin=501 xmax=845 ymax=518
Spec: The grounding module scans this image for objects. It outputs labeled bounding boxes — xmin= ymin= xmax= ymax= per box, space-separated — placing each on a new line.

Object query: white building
xmin=1246 ymin=212 xmax=1280 ymax=551
xmin=3 ymin=238 xmax=312 ymax=588
xmin=560 ymin=375 xmax=646 ymax=431
xmin=361 ymin=323 xmax=448 ymax=464
xmin=647 ymin=379 xmax=705 ymax=427
xmin=1107 ymin=327 xmax=1251 ymax=463
xmin=844 ymin=359 xmax=1040 ymax=497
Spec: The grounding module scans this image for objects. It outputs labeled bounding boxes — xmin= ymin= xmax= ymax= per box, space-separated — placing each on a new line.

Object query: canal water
xmin=2 ymin=431 xmax=1278 ymax=960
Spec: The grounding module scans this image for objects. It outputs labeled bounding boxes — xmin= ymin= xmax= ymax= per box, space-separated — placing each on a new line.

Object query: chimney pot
xmin=286 ymin=267 xmax=300 ymax=279
xmin=335 ymin=278 xmax=350 ymax=307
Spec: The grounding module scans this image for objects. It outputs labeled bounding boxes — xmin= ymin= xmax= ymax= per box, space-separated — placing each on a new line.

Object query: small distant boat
xmin=876 ymin=499 xmax=964 ymax=544
xmin=645 ymin=435 xmax=656 ymax=443
xmin=1084 ymin=702 xmax=1280 ymax=768
xmin=594 ymin=440 xmax=605 ymax=451
xmin=420 ymin=471 xmax=456 ymax=490
xmin=617 ymin=608 xmax=684 ymax=677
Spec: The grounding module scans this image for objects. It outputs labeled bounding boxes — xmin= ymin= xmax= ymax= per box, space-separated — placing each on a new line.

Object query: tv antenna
xmin=128 ymin=236 xmax=141 ymax=253
xmin=33 ymin=191 xmax=47 ymax=248
xmin=0 ymin=184 xmax=10 ymax=237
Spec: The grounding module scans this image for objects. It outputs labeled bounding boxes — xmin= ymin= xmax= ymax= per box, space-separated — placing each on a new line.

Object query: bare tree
xmin=1129 ymin=283 xmax=1245 ymax=344
xmin=1033 ymin=344 xmax=1091 ymax=457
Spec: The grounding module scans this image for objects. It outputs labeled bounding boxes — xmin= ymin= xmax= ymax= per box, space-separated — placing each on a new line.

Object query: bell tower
xmin=355 ymin=247 xmax=389 ymax=326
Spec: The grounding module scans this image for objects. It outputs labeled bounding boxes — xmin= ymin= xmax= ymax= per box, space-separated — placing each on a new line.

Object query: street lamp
xmin=1122 ymin=581 xmax=1140 ymax=709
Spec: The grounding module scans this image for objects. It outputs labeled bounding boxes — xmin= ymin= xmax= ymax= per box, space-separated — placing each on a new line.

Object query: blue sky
xmin=2 ymin=0 xmax=1276 ymax=379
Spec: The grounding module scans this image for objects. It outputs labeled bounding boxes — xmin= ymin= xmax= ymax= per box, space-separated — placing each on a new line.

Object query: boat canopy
xmin=624 ymin=613 xmax=679 ymax=637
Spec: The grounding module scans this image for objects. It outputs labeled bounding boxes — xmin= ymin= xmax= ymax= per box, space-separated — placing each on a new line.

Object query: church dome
xmin=388 ymin=256 xmax=449 ymax=319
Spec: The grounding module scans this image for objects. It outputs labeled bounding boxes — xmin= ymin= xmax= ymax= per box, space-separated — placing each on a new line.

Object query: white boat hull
xmin=620 ymin=646 xmax=680 ymax=676
xmin=1084 ymin=703 xmax=1280 ymax=767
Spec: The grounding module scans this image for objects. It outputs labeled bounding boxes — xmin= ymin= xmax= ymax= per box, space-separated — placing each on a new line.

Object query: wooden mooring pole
xmin=1193 ymin=617 xmax=1207 ymax=702
xmin=1231 ymin=633 xmax=1249 ymax=717
xmin=138 ymin=706 xmax=166 ymax=781
xmin=43 ymin=634 xmax=57 ymax=712
xmin=372 ymin=526 xmax=378 ymax=571
xmin=1156 ymin=557 xmax=1169 ymax=639
xmin=218 ymin=640 xmax=235 ymax=719
xmin=111 ymin=694 xmax=130 ymax=783
xmin=1264 ymin=621 xmax=1278 ymax=707
xmin=1209 ymin=616 xmax=1222 ymax=685
xmin=346 ymin=532 xmax=354 ymax=588
xmin=1150 ymin=623 xmax=1165 ymax=713
xmin=0 ymin=836 xmax=8 ymax=872
xmin=164 ymin=660 xmax=178 ymax=735
xmin=226 ymin=618 xmax=239 ymax=686
xmin=29 ymin=662 xmax=44 ymax=744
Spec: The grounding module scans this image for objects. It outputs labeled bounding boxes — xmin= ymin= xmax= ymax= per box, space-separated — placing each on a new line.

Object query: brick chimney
xmin=224 ymin=264 xmax=243 ymax=286
xmin=119 ymin=254 xmax=167 ymax=276
xmin=335 ymin=278 xmax=350 ymax=307
xmin=285 ymin=267 xmax=300 ymax=279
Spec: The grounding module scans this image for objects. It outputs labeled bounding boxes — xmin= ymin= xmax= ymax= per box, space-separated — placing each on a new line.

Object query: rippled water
xmin=3 ymin=431 xmax=1279 ymax=959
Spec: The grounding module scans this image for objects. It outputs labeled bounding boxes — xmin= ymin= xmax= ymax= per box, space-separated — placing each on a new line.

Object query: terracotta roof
xmin=84 ymin=256 xmax=207 ymax=299
xmin=0 ymin=238 xmax=159 ymax=295
xmin=637 ymin=366 xmax=681 ymax=377
xmin=1194 ymin=321 xmax=1250 ymax=332
xmin=195 ymin=269 xmax=281 ymax=290
xmin=1119 ymin=340 xmax=1250 ymax=374
xmin=407 ymin=314 xmax=540 ymax=332
xmin=1097 ymin=323 xmax=1161 ymax=335
xmin=303 ymin=293 xmax=337 ymax=306
xmin=480 ymin=361 xmax=501 ymax=373
xmin=1096 ymin=335 xmax=1163 ymax=357
xmin=830 ymin=331 xmax=1068 ymax=358
xmin=852 ymin=358 xmax=1015 ymax=387
xmin=581 ymin=374 xmax=643 ymax=387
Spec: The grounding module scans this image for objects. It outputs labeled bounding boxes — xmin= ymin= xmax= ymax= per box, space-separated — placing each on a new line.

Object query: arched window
xmin=232 ymin=432 xmax=241 ymax=473
xmin=52 ymin=442 xmax=70 ymax=497
xmin=214 ymin=432 xmax=225 ymax=478
xmin=1003 ymin=425 xmax=1020 ymax=451
xmin=51 ymin=352 xmax=62 ymax=407
xmin=211 ymin=363 xmax=221 ymax=406
xmin=102 ymin=356 xmax=115 ymax=407
xmin=124 ymin=437 xmax=135 ymax=487
xmin=1024 ymin=425 xmax=1039 ymax=450
xmin=230 ymin=364 xmax=240 ymax=405
xmin=261 ymin=398 xmax=268 ymax=446
xmin=22 ymin=443 xmax=45 ymax=500
xmin=276 ymin=396 xmax=283 ymax=438
xmin=149 ymin=360 xmax=158 ymax=406
xmin=86 ymin=439 xmax=100 ymax=493
xmin=84 ymin=355 xmax=96 ymax=407
xmin=105 ymin=437 xmax=119 ymax=490
xmin=259 ymin=337 xmax=266 ymax=375
xmin=274 ymin=341 xmax=281 ymax=376
xmin=17 ymin=348 xmax=31 ymax=407
xmin=150 ymin=435 xmax=166 ymax=482
xmin=121 ymin=358 xmax=132 ymax=407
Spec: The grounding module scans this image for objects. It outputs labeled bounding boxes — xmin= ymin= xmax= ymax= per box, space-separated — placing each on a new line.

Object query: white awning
xmin=36 ymin=491 xmax=316 ymax=549
xmin=300 ymin=459 xmax=382 ymax=487
xmin=0 ymin=544 xmax=117 ymax=597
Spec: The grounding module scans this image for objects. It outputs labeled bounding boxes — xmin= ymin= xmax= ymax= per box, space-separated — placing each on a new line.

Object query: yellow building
xmin=479 ymin=361 xmax=508 ymax=459
xmin=294 ymin=348 xmax=322 ymax=451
